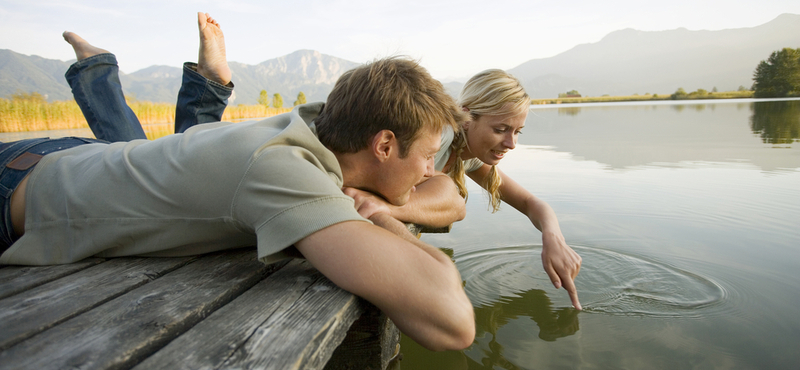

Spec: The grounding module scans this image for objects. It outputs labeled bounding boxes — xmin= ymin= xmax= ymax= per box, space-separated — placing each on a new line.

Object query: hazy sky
xmin=1 ymin=0 xmax=798 ymax=81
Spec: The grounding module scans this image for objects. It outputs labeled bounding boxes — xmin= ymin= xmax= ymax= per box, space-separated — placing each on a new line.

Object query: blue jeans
xmin=65 ymin=54 xmax=146 ymax=142
xmin=65 ymin=54 xmax=233 ymax=141
xmin=0 ymin=137 xmax=105 ymax=253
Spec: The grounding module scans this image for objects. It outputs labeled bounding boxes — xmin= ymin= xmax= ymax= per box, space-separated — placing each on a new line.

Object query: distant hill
xmin=509 ymin=13 xmax=800 ymax=98
xmin=120 ymin=65 xmax=183 ymax=103
xmin=0 ymin=49 xmax=73 ymax=101
xmin=0 ymin=49 xmax=359 ymax=105
xmin=228 ymin=50 xmax=360 ymax=105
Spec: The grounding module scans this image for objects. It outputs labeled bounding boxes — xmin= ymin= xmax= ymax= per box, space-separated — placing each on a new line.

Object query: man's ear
xmin=371 ymin=130 xmax=396 ymax=162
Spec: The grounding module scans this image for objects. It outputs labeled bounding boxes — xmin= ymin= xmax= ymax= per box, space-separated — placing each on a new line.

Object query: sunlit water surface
xmin=400 ymin=99 xmax=800 ymax=370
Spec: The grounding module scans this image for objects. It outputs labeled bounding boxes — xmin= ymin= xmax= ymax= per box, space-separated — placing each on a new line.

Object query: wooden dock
xmin=0 ymin=248 xmax=400 ymax=370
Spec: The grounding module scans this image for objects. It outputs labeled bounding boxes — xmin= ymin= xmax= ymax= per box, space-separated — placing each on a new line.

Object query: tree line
xmin=557 ymin=47 xmax=799 ymax=101
xmin=258 ymin=90 xmax=307 ymax=109
xmin=752 ymin=47 xmax=800 ymax=98
xmin=667 ymin=46 xmax=800 ymax=100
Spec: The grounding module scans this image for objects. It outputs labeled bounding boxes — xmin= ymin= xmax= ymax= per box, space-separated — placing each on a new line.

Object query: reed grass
xmin=0 ymin=98 xmax=291 ymax=140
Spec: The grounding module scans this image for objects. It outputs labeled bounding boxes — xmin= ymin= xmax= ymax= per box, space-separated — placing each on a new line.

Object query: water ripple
xmin=456 ymin=245 xmax=726 ymax=318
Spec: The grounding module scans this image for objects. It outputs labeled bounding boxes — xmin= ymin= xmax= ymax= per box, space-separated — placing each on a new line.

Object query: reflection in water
xmin=396 ymin=288 xmax=579 ymax=370
xmin=474 ymin=290 xmax=579 ymax=342
xmin=469 ymin=290 xmax=580 ymax=369
xmin=666 ymin=103 xmax=712 ymax=112
xmin=557 ymin=107 xmax=581 ymax=116
xmin=750 ymin=100 xmax=800 ymax=144
xmin=439 ymin=245 xmax=724 ymax=368
xmin=670 ymin=104 xmax=685 ymax=112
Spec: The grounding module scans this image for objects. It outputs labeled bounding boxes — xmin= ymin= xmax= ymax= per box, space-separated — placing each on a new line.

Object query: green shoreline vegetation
xmin=531 ymin=89 xmax=754 ymax=105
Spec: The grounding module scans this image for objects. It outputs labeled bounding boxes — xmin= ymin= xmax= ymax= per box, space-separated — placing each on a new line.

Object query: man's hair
xmin=315 ymin=56 xmax=465 ymax=157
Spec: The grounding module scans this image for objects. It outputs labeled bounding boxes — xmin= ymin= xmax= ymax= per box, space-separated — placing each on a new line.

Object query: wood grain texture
xmin=215 ymin=259 xmax=364 ymax=370
xmin=0 ymin=249 xmax=267 ymax=370
xmin=130 ymin=259 xmax=309 ymax=370
xmin=0 ymin=256 xmax=193 ymax=350
xmin=0 ymin=258 xmax=104 ymax=299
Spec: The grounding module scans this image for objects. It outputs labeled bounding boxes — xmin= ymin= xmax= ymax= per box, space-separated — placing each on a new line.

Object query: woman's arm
xmin=343 ymin=172 xmax=466 ymax=228
xmin=467 ymin=164 xmax=582 ymax=310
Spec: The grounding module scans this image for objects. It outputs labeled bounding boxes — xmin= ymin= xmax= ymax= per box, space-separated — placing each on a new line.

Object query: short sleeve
xmin=232 ymin=146 xmax=368 ymax=262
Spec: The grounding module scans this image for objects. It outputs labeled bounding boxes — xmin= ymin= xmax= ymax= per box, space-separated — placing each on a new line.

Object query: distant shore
xmin=531 ymin=91 xmax=754 ymax=105
xmin=1 ymin=90 xmax=757 ymax=136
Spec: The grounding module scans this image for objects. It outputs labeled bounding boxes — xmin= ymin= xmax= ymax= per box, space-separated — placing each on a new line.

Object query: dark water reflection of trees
xmin=466 ymin=289 xmax=580 ymax=369
xmin=395 ymin=288 xmax=581 ymax=370
xmin=750 ymin=100 xmax=800 ymax=144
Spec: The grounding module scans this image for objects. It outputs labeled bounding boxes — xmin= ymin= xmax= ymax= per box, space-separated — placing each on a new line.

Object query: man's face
xmin=375 ymin=127 xmax=440 ymax=206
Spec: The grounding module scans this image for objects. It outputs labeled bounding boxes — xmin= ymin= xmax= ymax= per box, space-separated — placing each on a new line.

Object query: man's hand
xmin=541 ymin=231 xmax=582 ymax=310
xmin=342 ymin=187 xmax=392 ymax=219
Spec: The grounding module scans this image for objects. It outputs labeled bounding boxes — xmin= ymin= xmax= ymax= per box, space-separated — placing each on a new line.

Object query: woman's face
xmin=461 ymin=108 xmax=528 ymax=165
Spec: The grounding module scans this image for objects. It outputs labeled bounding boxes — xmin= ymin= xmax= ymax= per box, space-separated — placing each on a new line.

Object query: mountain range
xmin=510 ymin=13 xmax=800 ymax=98
xmin=1 ymin=13 xmax=798 ymax=104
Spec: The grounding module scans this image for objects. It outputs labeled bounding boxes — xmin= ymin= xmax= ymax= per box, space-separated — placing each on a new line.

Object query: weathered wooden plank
xmin=324 ymin=306 xmax=401 ymax=370
xmin=0 ymin=258 xmax=104 ymax=300
xmin=0 ymin=256 xmax=193 ymax=350
xmin=218 ymin=259 xmax=363 ymax=370
xmin=134 ymin=258 xmax=357 ymax=370
xmin=0 ymin=249 xmax=268 ymax=370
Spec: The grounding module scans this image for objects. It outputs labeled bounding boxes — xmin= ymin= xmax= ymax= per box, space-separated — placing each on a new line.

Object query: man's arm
xmin=294 ymin=219 xmax=475 ymax=351
xmin=343 ymin=173 xmax=466 ymax=228
xmin=467 ymin=164 xmax=582 ymax=310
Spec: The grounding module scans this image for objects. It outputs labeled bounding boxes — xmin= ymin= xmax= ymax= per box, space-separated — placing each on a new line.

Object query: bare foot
xmin=62 ymin=31 xmax=110 ymax=61
xmin=196 ymin=12 xmax=231 ymax=86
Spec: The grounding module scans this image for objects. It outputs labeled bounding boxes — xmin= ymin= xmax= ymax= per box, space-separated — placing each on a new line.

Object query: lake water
xmin=401 ymin=98 xmax=800 ymax=369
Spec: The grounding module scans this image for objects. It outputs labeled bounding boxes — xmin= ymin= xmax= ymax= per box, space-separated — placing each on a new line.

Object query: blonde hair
xmin=449 ymin=69 xmax=530 ymax=212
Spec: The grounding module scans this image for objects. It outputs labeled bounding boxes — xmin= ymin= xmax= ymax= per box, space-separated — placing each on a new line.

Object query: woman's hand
xmin=468 ymin=165 xmax=584 ymax=310
xmin=541 ymin=230 xmax=582 ymax=310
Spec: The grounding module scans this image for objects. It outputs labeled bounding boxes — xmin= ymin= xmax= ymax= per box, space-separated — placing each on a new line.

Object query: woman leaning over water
xmin=349 ymin=70 xmax=583 ymax=309
xmin=452 ymin=70 xmax=582 ymax=310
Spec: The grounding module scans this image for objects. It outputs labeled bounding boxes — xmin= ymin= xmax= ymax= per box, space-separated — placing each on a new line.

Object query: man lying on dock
xmin=0 ymin=12 xmax=475 ymax=351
